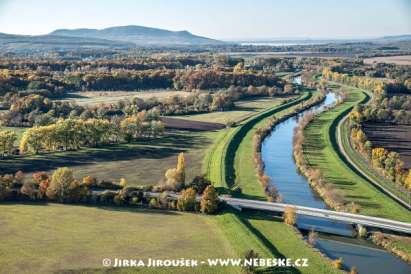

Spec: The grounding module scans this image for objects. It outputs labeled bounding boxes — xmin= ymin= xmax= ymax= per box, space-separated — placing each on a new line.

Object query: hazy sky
xmin=0 ymin=0 xmax=410 ymax=40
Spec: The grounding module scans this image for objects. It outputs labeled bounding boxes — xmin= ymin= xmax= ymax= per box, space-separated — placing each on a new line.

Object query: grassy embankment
xmin=302 ymin=84 xmax=411 ymax=222
xmin=205 ymin=90 xmax=342 ymax=274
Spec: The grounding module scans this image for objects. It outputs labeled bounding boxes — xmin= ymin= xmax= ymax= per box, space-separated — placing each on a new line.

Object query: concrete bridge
xmin=144 ymin=192 xmax=411 ymax=234
xmin=221 ymin=196 xmax=411 ymax=235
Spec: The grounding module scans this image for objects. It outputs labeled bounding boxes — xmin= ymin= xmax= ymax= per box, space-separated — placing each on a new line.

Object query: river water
xmin=261 ymin=91 xmax=411 ymax=273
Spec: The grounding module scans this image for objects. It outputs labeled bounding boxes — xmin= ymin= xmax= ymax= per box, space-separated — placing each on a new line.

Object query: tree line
xmin=0 ymin=153 xmax=219 ymax=214
xmin=18 ymin=111 xmax=164 ymax=155
xmin=1 ymin=83 xmax=295 ymax=127
xmin=350 ymin=96 xmax=411 ymax=124
xmin=322 ymin=67 xmax=410 ymax=95
xmin=0 ymin=65 xmax=286 ymax=95
xmin=349 ymin=117 xmax=411 ymax=190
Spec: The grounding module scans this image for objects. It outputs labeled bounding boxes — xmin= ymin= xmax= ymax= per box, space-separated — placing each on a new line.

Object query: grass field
xmin=57 ymin=90 xmax=191 ymax=106
xmin=0 ymin=129 xmax=223 ymax=186
xmin=179 ymin=97 xmax=291 ymax=124
xmin=302 ymin=85 xmax=411 ymax=221
xmin=0 ymin=203 xmax=239 ymax=274
xmin=363 ymin=55 xmax=411 ymax=66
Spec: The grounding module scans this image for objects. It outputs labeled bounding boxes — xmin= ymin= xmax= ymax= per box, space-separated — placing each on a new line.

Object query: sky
xmin=0 ymin=0 xmax=410 ymax=40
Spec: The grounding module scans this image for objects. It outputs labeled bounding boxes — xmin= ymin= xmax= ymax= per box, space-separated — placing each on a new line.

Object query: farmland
xmin=0 ymin=203 xmax=239 ymax=274
xmin=179 ymin=96 xmax=291 ymax=124
xmin=0 ymin=129 xmax=222 ymax=186
xmin=57 ymin=90 xmax=191 ymax=106
xmin=363 ymin=122 xmax=411 ymax=169
xmin=363 ymin=55 xmax=411 ymax=66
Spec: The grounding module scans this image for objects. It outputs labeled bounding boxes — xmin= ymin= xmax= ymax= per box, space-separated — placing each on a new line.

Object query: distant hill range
xmin=50 ymin=25 xmax=223 ymax=46
xmin=0 ymin=25 xmax=409 ymax=54
xmin=373 ymin=34 xmax=411 ymax=42
xmin=0 ymin=25 xmax=224 ymax=53
xmin=237 ymin=35 xmax=411 ymax=45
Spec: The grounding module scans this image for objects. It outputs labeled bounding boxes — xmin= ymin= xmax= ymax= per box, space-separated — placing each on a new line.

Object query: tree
xmin=0 ymin=175 xmax=12 ymax=200
xmin=200 ymin=185 xmax=219 ymax=214
xmin=404 ymin=170 xmax=411 ymax=190
xmin=176 ymin=152 xmax=185 ymax=183
xmin=82 ymin=175 xmax=97 ymax=187
xmin=177 ymin=187 xmax=197 ymax=211
xmin=350 ymin=267 xmax=358 ymax=274
xmin=0 ymin=129 xmax=16 ymax=157
xmin=20 ymin=181 xmax=36 ymax=199
xmin=308 ymin=230 xmax=318 ymax=246
xmin=20 ymin=127 xmax=43 ymax=154
xmin=164 ymin=152 xmax=186 ymax=190
xmin=46 ymin=167 xmax=86 ymax=202
xmin=332 ymin=258 xmax=343 ymax=269
xmin=371 ymin=147 xmax=387 ymax=168
xmin=119 ymin=178 xmax=128 ymax=188
xmin=32 ymin=172 xmax=50 ymax=198
xmin=283 ymin=206 xmax=297 ymax=225
xmin=188 ymin=175 xmax=211 ymax=194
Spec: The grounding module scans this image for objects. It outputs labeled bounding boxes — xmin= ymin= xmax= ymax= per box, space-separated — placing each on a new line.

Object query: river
xmin=261 ymin=91 xmax=411 ymax=273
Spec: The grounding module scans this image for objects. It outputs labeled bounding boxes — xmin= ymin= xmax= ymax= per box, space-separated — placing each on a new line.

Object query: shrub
xmin=113 ymin=194 xmax=125 ymax=206
xmin=357 ymin=225 xmax=367 ymax=238
xmin=119 ymin=178 xmax=128 ymax=188
xmin=332 ymin=258 xmax=343 ymax=269
xmin=97 ymin=191 xmax=115 ymax=204
xmin=188 ymin=175 xmax=211 ymax=194
xmin=283 ymin=206 xmax=297 ymax=225
xmin=96 ymin=180 xmax=122 ymax=190
xmin=200 ymin=185 xmax=219 ymax=214
xmin=177 ymin=187 xmax=197 ymax=211
xmin=82 ymin=175 xmax=97 ymax=187
xmin=307 ymin=230 xmax=318 ymax=246
xmin=46 ymin=167 xmax=75 ymax=202
xmin=149 ymin=197 xmax=160 ymax=209
xmin=130 ymin=196 xmax=140 ymax=205
xmin=20 ymin=181 xmax=36 ymax=200
xmin=350 ymin=202 xmax=361 ymax=213
xmin=32 ymin=172 xmax=50 ymax=197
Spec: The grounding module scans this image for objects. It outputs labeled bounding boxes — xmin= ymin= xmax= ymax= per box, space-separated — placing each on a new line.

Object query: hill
xmin=0 ymin=32 xmax=134 ymax=53
xmin=50 ymin=25 xmax=223 ymax=46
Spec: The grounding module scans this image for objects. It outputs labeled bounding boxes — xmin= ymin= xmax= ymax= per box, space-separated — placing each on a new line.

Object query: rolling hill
xmin=50 ymin=25 xmax=223 ymax=45
xmin=0 ymin=25 xmax=224 ymax=54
